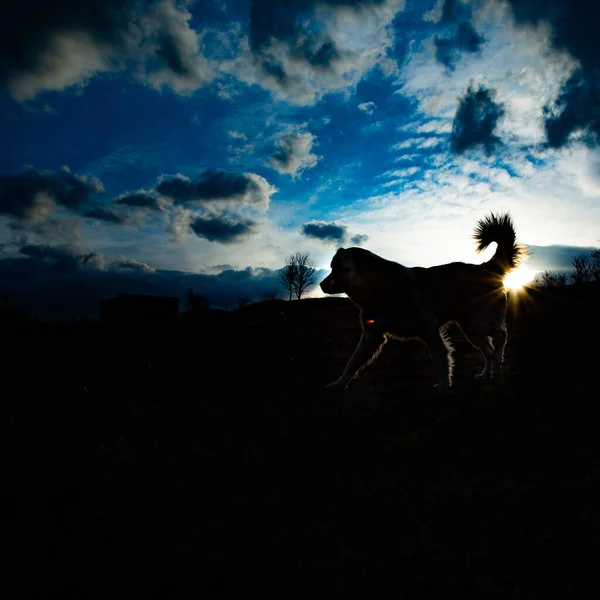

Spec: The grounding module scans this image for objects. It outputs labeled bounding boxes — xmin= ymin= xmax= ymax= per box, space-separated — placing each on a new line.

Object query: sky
xmin=1 ymin=0 xmax=600 ymax=317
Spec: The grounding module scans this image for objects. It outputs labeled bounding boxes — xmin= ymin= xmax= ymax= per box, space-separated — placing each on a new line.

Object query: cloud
xmin=383 ymin=167 xmax=420 ymax=178
xmin=399 ymin=3 xmax=576 ymax=155
xmin=300 ymin=221 xmax=368 ymax=246
xmin=544 ymin=69 xmax=599 ymax=148
xmin=135 ymin=0 xmax=214 ymax=94
xmin=350 ymin=233 xmax=369 ymax=245
xmin=224 ymin=0 xmax=405 ymax=105
xmin=393 ymin=136 xmax=447 ymax=151
xmin=358 ymin=101 xmax=377 ymax=114
xmin=267 ymin=131 xmax=320 ymax=177
xmin=432 ymin=0 xmax=484 ymax=69
xmin=435 ymin=21 xmax=484 ymax=69
xmin=502 ymin=0 xmax=600 ymax=147
xmin=82 ymin=206 xmax=125 ymax=224
xmin=156 ymin=169 xmax=275 ymax=211
xmin=9 ymin=215 xmax=83 ymax=244
xmin=0 ymin=242 xmax=328 ymax=317
xmin=0 ymin=166 xmax=147 ymax=241
xmin=526 ymin=244 xmax=599 ymax=272
xmin=450 ymin=85 xmax=505 ymax=154
xmin=0 ymin=166 xmax=103 ymax=220
xmin=190 ymin=215 xmax=258 ymax=243
xmin=0 ymin=0 xmax=213 ymax=101
xmin=113 ymin=191 xmax=162 ymax=212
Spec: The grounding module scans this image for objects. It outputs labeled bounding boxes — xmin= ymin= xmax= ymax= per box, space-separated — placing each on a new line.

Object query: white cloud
xmin=392 ymin=136 xmax=447 ymax=151
xmin=134 ymin=0 xmax=214 ymax=94
xmin=8 ymin=32 xmax=111 ymax=101
xmin=381 ymin=166 xmax=420 ymax=179
xmin=333 ymin=142 xmax=600 ymax=271
xmin=221 ymin=0 xmax=405 ymax=105
xmin=398 ymin=2 xmax=578 ymax=147
xmin=267 ymin=131 xmax=320 ymax=178
xmin=358 ymin=101 xmax=377 ymax=114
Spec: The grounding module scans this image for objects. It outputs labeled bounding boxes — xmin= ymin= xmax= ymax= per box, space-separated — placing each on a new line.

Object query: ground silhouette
xmin=4 ymin=286 xmax=600 ymax=596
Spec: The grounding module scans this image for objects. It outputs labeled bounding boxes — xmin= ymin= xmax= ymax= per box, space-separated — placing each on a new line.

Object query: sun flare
xmin=504 ymin=266 xmax=536 ymax=291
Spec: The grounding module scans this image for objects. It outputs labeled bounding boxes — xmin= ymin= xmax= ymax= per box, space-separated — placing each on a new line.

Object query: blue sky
xmin=1 ymin=0 xmax=599 ymax=315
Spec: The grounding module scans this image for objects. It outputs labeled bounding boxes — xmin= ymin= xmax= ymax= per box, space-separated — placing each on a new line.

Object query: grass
xmin=3 ymin=290 xmax=600 ymax=596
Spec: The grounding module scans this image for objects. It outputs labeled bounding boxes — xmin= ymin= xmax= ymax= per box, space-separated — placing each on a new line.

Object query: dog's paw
xmin=325 ymin=380 xmax=347 ymax=391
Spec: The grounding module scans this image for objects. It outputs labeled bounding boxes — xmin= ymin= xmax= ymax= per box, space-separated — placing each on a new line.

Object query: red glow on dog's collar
xmin=365 ymin=319 xmax=375 ymax=325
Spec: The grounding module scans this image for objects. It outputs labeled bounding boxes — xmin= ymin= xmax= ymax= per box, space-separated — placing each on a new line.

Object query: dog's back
xmin=412 ymin=262 xmax=505 ymax=326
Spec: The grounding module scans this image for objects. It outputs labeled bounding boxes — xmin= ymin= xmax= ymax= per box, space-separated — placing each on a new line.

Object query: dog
xmin=319 ymin=213 xmax=525 ymax=389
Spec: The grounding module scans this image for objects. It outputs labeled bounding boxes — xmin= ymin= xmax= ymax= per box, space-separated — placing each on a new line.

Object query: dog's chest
xmin=361 ymin=309 xmax=424 ymax=338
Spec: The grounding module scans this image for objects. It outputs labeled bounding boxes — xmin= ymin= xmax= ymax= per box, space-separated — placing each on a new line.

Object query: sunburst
xmin=504 ymin=266 xmax=536 ymax=291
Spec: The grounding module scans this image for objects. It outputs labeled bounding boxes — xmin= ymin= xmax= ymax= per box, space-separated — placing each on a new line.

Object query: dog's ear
xmin=331 ymin=247 xmax=346 ymax=264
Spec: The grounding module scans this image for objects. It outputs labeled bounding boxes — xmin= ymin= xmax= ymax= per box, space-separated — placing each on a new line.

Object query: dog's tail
xmin=474 ymin=212 xmax=526 ymax=275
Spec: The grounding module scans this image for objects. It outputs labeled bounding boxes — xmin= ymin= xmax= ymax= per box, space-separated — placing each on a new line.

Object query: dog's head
xmin=320 ymin=247 xmax=368 ymax=295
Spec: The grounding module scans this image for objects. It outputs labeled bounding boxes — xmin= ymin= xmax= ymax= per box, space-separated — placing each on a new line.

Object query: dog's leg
xmin=423 ymin=329 xmax=451 ymax=388
xmin=491 ymin=325 xmax=508 ymax=373
xmin=470 ymin=333 xmax=495 ymax=379
xmin=326 ymin=331 xmax=386 ymax=390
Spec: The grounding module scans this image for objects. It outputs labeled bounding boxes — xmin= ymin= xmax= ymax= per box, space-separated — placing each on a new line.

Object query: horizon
xmin=2 ymin=0 xmax=600 ymax=316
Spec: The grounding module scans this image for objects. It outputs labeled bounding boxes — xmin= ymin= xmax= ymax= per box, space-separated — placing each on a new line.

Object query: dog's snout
xmin=320 ymin=276 xmax=337 ymax=294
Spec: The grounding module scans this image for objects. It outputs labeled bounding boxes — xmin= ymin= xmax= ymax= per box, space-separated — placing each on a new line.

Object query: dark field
xmin=4 ymin=288 xmax=600 ymax=596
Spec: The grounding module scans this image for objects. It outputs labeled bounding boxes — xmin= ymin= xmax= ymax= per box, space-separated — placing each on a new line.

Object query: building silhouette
xmin=100 ymin=292 xmax=179 ymax=324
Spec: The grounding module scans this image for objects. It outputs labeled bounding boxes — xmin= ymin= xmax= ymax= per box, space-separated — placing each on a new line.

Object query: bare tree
xmin=184 ymin=289 xmax=211 ymax=313
xmin=532 ymin=270 xmax=567 ymax=290
xmin=292 ymin=251 xmax=317 ymax=300
xmin=571 ymin=254 xmax=592 ymax=284
xmin=591 ymin=248 xmax=600 ymax=281
xmin=277 ymin=260 xmax=298 ymax=301
xmin=260 ymin=289 xmax=279 ymax=301
xmin=277 ymin=251 xmax=318 ymax=300
xmin=237 ymin=294 xmax=252 ymax=309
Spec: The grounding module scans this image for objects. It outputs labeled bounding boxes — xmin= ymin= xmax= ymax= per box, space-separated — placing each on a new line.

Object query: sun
xmin=504 ymin=266 xmax=536 ymax=291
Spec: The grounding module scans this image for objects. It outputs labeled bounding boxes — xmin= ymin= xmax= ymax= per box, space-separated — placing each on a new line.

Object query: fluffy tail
xmin=474 ymin=212 xmax=526 ymax=275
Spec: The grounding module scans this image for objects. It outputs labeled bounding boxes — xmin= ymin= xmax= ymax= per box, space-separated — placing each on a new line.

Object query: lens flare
xmin=504 ymin=266 xmax=535 ymax=291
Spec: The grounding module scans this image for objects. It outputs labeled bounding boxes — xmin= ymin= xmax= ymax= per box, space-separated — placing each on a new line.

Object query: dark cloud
xmin=503 ymin=0 xmax=600 ymax=147
xmin=18 ymin=242 xmax=84 ymax=273
xmin=157 ymin=170 xmax=274 ymax=210
xmin=544 ymin=69 xmax=600 ymax=149
xmin=301 ymin=221 xmax=368 ymax=245
xmin=250 ymin=0 xmax=343 ymax=71
xmin=242 ymin=0 xmax=397 ymax=104
xmin=0 ymin=242 xmax=329 ymax=318
xmin=0 ymin=167 xmax=140 ymax=241
xmin=302 ymin=222 xmax=346 ymax=242
xmin=433 ymin=0 xmax=484 ymax=69
xmin=0 ymin=167 xmax=103 ymax=220
xmin=249 ymin=0 xmax=345 ymax=65
xmin=350 ymin=233 xmax=369 ymax=245
xmin=435 ymin=22 xmax=484 ymax=69
xmin=190 ymin=216 xmax=257 ymax=244
xmin=450 ymin=85 xmax=505 ymax=154
xmin=82 ymin=206 xmax=125 ymax=224
xmin=114 ymin=191 xmax=161 ymax=211
xmin=526 ymin=244 xmax=599 ymax=272
xmin=0 ymin=0 xmax=211 ymax=100
xmin=9 ymin=215 xmax=83 ymax=243
xmin=157 ymin=171 xmax=249 ymax=202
